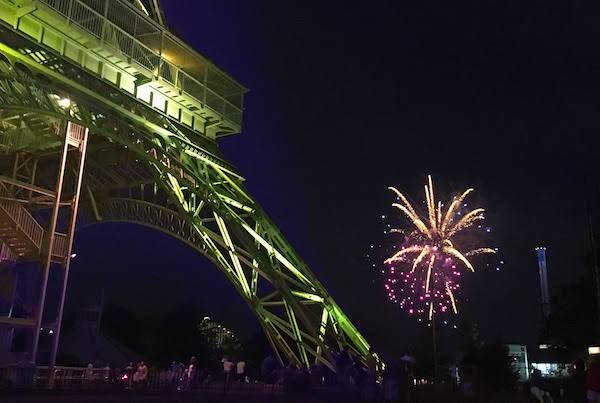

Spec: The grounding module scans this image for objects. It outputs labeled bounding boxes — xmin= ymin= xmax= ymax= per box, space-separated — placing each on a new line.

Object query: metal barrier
xmin=0 ymin=364 xmax=286 ymax=396
xmin=35 ymin=366 xmax=110 ymax=389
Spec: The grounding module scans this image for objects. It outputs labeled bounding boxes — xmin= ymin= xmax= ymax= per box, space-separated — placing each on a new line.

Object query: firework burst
xmin=384 ymin=176 xmax=495 ymax=320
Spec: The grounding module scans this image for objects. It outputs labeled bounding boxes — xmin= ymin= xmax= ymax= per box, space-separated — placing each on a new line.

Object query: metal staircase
xmin=0 ymin=182 xmax=70 ymax=336
xmin=0 ymin=182 xmax=68 ymax=262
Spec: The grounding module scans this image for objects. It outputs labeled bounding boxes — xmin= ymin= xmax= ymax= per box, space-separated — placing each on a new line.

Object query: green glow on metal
xmin=0 ymin=1 xmax=381 ymax=373
xmin=319 ymin=308 xmax=329 ymax=337
xmin=214 ymin=213 xmax=251 ymax=296
xmin=216 ymin=193 xmax=254 ymax=213
xmin=283 ymin=301 xmax=310 ymax=367
xmin=251 ymin=265 xmax=259 ymax=295
xmin=240 ymin=221 xmax=312 ymax=286
xmin=0 ymin=42 xmax=244 ymax=181
xmin=191 ymin=222 xmax=237 ymax=278
xmin=213 ymin=165 xmax=253 ymax=203
xmin=315 ymin=307 xmax=329 ymax=360
xmin=192 ymin=200 xmax=205 ymax=219
xmin=291 ymin=291 xmax=324 ymax=303
xmin=166 ymin=173 xmax=189 ymax=211
xmin=330 ymin=303 xmax=371 ymax=353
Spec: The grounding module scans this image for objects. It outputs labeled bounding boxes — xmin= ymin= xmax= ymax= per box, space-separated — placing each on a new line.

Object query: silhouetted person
xmin=124 ymin=362 xmax=134 ymax=389
xmin=398 ymin=359 xmax=411 ymax=403
xmin=222 ymin=357 xmax=234 ymax=383
xmin=236 ymin=358 xmax=246 ymax=381
xmin=133 ymin=361 xmax=148 ymax=389
xmin=184 ymin=357 xmax=198 ymax=390
xmin=85 ymin=363 xmax=93 ymax=389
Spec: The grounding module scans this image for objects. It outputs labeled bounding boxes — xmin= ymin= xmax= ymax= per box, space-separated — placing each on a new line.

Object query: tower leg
xmin=28 ymin=123 xmax=89 ymax=390
xmin=48 ymin=124 xmax=89 ymax=388
xmin=30 ymin=128 xmax=70 ymax=365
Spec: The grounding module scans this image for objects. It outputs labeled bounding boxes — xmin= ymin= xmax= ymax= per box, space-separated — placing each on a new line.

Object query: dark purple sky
xmin=69 ymin=1 xmax=600 ymax=356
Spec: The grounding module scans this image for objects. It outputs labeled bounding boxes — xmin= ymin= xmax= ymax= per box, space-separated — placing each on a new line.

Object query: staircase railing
xmin=0 ymin=182 xmax=68 ymax=259
xmin=0 ymin=183 xmax=44 ymax=249
xmin=0 ymin=241 xmax=15 ymax=262
xmin=52 ymin=234 xmax=67 ymax=259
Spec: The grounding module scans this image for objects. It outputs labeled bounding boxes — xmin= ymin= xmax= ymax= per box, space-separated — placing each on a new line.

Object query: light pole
xmin=585 ymin=176 xmax=600 ymax=324
xmin=431 ymin=310 xmax=438 ymax=385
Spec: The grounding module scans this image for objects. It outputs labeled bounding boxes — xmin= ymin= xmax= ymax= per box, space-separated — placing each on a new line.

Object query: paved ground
xmin=1 ymin=392 xmax=279 ymax=403
xmin=0 ymin=392 xmax=350 ymax=403
xmin=1 ymin=389 xmax=575 ymax=402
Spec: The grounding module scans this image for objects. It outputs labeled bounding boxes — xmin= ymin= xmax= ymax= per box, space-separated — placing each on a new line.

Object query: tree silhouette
xmin=541 ymin=274 xmax=599 ymax=354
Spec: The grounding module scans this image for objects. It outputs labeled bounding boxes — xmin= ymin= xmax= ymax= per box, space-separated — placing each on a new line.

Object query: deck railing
xmin=38 ymin=0 xmax=244 ymax=127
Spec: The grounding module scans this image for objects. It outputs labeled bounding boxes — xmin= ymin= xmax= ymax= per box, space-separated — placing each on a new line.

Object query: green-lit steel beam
xmin=0 ymin=0 xmax=381 ymax=373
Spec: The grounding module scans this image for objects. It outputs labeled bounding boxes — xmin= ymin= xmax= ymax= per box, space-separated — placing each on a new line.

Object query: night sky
xmin=69 ymin=1 xmax=600 ymax=357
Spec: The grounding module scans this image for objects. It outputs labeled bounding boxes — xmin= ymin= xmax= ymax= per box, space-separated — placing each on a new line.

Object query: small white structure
xmin=507 ymin=344 xmax=529 ymax=381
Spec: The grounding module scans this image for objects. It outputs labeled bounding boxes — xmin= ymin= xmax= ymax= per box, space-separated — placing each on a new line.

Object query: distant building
xmin=507 ymin=344 xmax=529 ymax=381
xmin=529 ymin=344 xmax=572 ymax=378
xmin=198 ymin=316 xmax=240 ymax=352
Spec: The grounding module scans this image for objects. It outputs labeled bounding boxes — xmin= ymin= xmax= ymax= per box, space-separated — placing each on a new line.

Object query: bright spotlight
xmin=57 ymin=97 xmax=71 ymax=108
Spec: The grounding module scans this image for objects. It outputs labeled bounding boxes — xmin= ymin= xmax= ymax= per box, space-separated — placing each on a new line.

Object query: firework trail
xmin=384 ymin=176 xmax=495 ymax=320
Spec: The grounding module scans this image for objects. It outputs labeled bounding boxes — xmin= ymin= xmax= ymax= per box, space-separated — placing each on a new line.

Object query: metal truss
xmin=0 ymin=23 xmax=380 ymax=373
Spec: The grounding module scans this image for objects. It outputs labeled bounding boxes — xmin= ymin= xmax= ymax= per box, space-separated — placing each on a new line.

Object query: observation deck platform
xmin=0 ymin=0 xmax=246 ymax=139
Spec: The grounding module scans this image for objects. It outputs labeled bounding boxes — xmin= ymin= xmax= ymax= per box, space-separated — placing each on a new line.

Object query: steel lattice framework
xmin=0 ymin=0 xmax=379 ymax=373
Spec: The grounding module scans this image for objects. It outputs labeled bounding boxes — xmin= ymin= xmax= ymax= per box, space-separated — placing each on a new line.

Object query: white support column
xmin=30 ymin=126 xmax=70 ymax=365
xmin=48 ymin=123 xmax=89 ymax=388
xmin=29 ymin=122 xmax=89 ymax=391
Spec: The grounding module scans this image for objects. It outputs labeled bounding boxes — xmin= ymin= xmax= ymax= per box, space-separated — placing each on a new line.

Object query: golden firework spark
xmin=385 ymin=175 xmax=495 ymax=314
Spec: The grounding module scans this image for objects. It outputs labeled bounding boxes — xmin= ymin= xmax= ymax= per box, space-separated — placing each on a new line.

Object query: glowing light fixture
xmin=57 ymin=97 xmax=71 ymax=108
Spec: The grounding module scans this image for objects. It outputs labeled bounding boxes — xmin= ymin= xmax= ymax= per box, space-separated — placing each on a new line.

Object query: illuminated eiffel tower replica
xmin=0 ymin=0 xmax=378 ymax=379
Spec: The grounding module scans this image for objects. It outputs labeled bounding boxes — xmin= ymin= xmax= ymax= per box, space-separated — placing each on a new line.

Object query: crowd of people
xmin=45 ymin=348 xmax=600 ymax=402
xmin=74 ymin=348 xmax=380 ymax=397
xmin=80 ymin=355 xmax=251 ymax=391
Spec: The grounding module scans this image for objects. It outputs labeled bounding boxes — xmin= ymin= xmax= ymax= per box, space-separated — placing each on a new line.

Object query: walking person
xmin=124 ymin=362 xmax=135 ymax=389
xmin=184 ymin=357 xmax=198 ymax=390
xmin=222 ymin=357 xmax=234 ymax=384
xmin=236 ymin=358 xmax=246 ymax=382
xmin=133 ymin=361 xmax=148 ymax=389
xmin=168 ymin=361 xmax=178 ymax=390
xmin=140 ymin=361 xmax=148 ymax=388
xmin=85 ymin=363 xmax=94 ymax=390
